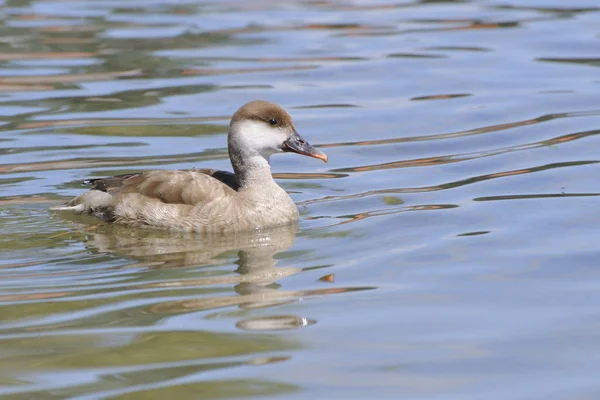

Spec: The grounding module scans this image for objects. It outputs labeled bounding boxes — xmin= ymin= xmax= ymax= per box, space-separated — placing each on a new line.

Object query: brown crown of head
xmin=230 ymin=100 xmax=294 ymax=129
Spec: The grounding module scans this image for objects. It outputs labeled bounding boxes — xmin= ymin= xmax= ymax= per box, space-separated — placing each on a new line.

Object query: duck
xmin=51 ymin=100 xmax=327 ymax=233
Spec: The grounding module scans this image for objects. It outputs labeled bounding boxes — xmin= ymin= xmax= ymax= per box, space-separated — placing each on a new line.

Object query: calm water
xmin=2 ymin=0 xmax=600 ymax=398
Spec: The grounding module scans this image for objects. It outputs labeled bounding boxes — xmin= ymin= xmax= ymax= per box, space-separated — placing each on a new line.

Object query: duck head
xmin=229 ymin=100 xmax=328 ymax=163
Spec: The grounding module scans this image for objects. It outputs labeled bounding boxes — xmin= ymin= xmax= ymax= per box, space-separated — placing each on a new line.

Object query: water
xmin=1 ymin=0 xmax=600 ymax=398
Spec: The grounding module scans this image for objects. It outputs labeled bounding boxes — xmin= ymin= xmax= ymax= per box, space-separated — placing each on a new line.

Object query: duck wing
xmin=93 ymin=169 xmax=238 ymax=205
xmin=52 ymin=169 xmax=238 ymax=221
xmin=84 ymin=168 xmax=239 ymax=193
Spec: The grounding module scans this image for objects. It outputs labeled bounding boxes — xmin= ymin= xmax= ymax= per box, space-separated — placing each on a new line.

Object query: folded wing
xmin=52 ymin=170 xmax=238 ymax=224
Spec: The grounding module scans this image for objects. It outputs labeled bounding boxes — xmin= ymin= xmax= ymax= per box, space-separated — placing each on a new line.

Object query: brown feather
xmin=84 ymin=169 xmax=239 ymax=199
xmin=111 ymin=170 xmax=236 ymax=206
xmin=84 ymin=173 xmax=138 ymax=192
xmin=230 ymin=100 xmax=294 ymax=129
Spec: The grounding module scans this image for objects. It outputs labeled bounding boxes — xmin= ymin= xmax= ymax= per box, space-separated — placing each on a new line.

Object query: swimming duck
xmin=52 ymin=100 xmax=327 ymax=232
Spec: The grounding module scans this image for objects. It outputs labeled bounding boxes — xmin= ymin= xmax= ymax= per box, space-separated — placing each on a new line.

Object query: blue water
xmin=1 ymin=0 xmax=600 ymax=398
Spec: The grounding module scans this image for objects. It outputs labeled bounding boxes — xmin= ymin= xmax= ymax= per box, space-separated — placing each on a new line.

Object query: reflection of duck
xmin=85 ymin=222 xmax=299 ymax=278
xmin=52 ymin=101 xmax=327 ymax=232
xmin=71 ymin=220 xmax=373 ymax=331
xmin=85 ymin=222 xmax=303 ymax=304
xmin=84 ymin=223 xmax=316 ymax=329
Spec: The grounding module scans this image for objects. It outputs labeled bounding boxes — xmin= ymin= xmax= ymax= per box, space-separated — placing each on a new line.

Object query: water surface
xmin=2 ymin=0 xmax=600 ymax=398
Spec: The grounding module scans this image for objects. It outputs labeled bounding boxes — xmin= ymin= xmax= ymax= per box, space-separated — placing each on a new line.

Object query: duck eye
xmin=268 ymin=118 xmax=278 ymax=126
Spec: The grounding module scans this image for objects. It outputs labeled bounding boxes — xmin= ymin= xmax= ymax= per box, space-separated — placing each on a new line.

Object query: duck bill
xmin=282 ymin=131 xmax=328 ymax=163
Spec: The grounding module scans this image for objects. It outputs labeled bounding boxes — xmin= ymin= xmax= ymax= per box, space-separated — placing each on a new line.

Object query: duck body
xmin=69 ymin=169 xmax=299 ymax=233
xmin=52 ymin=101 xmax=327 ymax=233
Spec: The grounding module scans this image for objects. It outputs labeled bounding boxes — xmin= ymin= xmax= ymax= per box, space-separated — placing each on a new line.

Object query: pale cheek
xmin=238 ymin=121 xmax=284 ymax=152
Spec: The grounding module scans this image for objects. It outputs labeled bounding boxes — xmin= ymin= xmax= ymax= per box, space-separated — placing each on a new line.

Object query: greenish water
xmin=2 ymin=0 xmax=600 ymax=398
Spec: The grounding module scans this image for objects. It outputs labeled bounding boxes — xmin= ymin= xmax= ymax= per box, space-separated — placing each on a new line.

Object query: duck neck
xmin=230 ymin=148 xmax=276 ymax=190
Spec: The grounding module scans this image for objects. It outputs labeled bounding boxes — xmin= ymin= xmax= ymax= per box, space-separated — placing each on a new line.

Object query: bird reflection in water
xmin=64 ymin=217 xmax=373 ymax=331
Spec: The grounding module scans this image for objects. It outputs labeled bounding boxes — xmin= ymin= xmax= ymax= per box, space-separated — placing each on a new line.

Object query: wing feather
xmin=114 ymin=170 xmax=237 ymax=205
xmin=54 ymin=169 xmax=241 ymax=230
